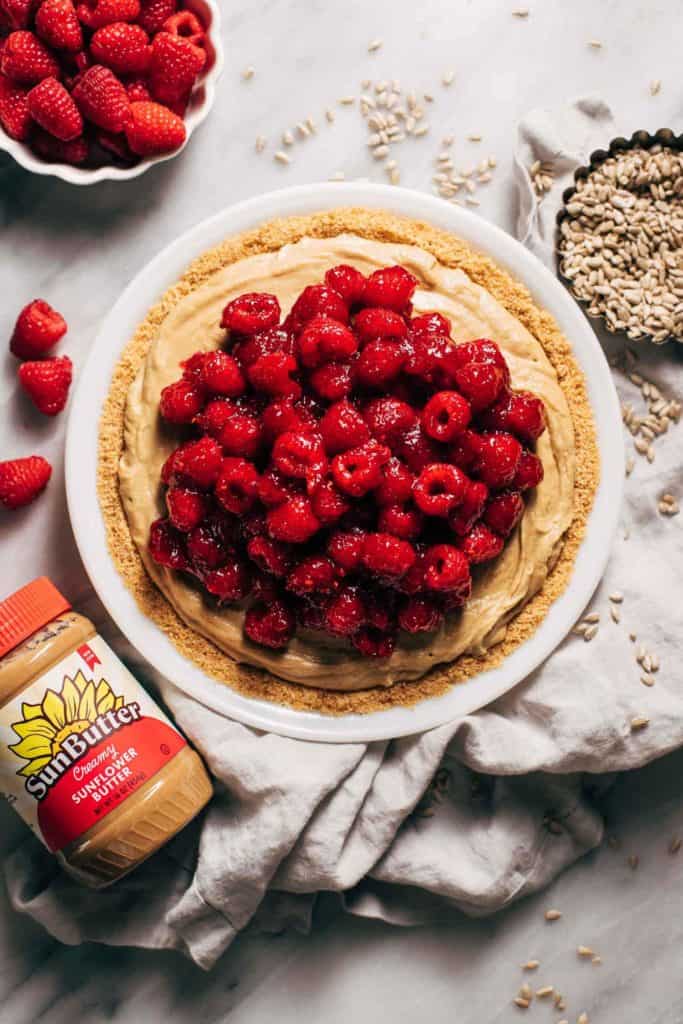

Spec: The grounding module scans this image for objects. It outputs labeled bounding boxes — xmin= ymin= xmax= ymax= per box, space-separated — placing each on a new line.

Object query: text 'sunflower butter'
xmin=0 ymin=577 xmax=213 ymax=888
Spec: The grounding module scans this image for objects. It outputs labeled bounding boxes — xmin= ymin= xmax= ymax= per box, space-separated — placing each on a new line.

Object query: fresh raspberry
xmin=261 ymin=396 xmax=311 ymax=443
xmin=374 ymin=456 xmax=414 ymax=505
xmin=319 ymin=266 xmax=364 ymax=309
xmin=474 ymin=432 xmax=522 ymax=490
xmin=421 ymin=390 xmax=471 ymax=442
xmin=423 ymin=544 xmax=471 ymax=592
xmin=320 ymin=400 xmax=370 ymax=456
xmin=159 ymin=378 xmax=203 ymax=423
xmin=362 ymin=532 xmax=415 ymax=579
xmin=310 ymin=477 xmax=350 ymax=524
xmin=286 ymin=555 xmax=337 ymax=597
xmin=325 ymin=585 xmax=366 ymax=637
xmin=186 ymin=519 xmax=227 ymax=569
xmin=378 ymin=503 xmax=423 ymax=539
xmin=481 ymin=391 xmax=546 ymax=443
xmin=410 ymin=311 xmax=451 ymax=337
xmin=124 ymin=99 xmax=185 ymax=155
xmin=148 ymin=30 xmax=204 ymax=104
xmin=459 ymin=522 xmax=504 ymax=564
xmin=327 ymin=528 xmax=366 ymax=571
xmin=0 ymin=0 xmax=34 ymax=30
xmin=32 ymin=131 xmax=89 ymax=169
xmin=513 ymin=450 xmax=544 ymax=491
xmin=75 ymin=0 xmax=140 ymax=28
xmin=246 ymin=535 xmax=292 ymax=577
xmin=362 ymin=265 xmax=417 ymax=312
xmin=354 ymin=339 xmax=406 ymax=389
xmin=484 ymin=490 xmax=524 ymax=537
xmin=363 ymin=397 xmax=416 ymax=447
xmin=272 ymin=429 xmax=326 ymax=485
xmin=332 ymin=438 xmax=390 ymax=497
xmin=309 ymin=361 xmax=352 ymax=401
xmin=244 ymin=599 xmax=294 ymax=650
xmin=216 ymin=407 xmax=262 ymax=458
xmin=257 ymin=466 xmax=301 ymax=507
xmin=352 ymin=626 xmax=395 ymax=658
xmin=266 ymin=495 xmax=320 ymax=543
xmin=90 ymin=22 xmax=151 ymax=75
xmin=453 ymin=362 xmax=505 ymax=413
xmin=451 ymin=338 xmax=510 ymax=386
xmin=0 ymin=72 xmax=30 ymax=140
xmin=125 ymin=77 xmax=150 ymax=103
xmin=413 ymin=462 xmax=467 ymax=517
xmin=247 ymin=351 xmax=300 ymax=398
xmin=449 ymin=428 xmax=481 ymax=472
xmin=396 ymin=421 xmax=442 ymax=473
xmin=354 ymin=307 xmax=407 ymax=343
xmin=449 ymin=479 xmax=488 ymax=536
xmin=27 ymin=77 xmax=83 ymax=140
xmin=18 ymin=354 xmax=72 ymax=415
xmin=215 ymin=457 xmax=260 ymax=515
xmin=72 ymin=65 xmax=131 ymax=133
xmin=286 ymin=284 xmax=349 ymax=332
xmin=1 ymin=31 xmax=59 ymax=84
xmin=94 ymin=128 xmax=135 ymax=163
xmin=0 ymin=455 xmax=51 ymax=509
xmin=221 ymin=292 xmax=280 ymax=336
xmin=137 ymin=0 xmax=175 ymax=36
xmin=149 ymin=517 xmax=188 ymax=569
xmin=296 ymin=315 xmax=357 ymax=368
xmin=203 ymin=559 xmax=251 ymax=603
xmin=162 ymin=10 xmax=205 ymax=48
xmin=9 ymin=298 xmax=66 ymax=358
xmin=166 ymin=485 xmax=206 ymax=531
xmin=168 ymin=435 xmax=222 ymax=488
xmin=398 ymin=594 xmax=442 ymax=634
xmin=35 ymin=0 xmax=83 ymax=51
xmin=196 ymin=350 xmax=245 ymax=396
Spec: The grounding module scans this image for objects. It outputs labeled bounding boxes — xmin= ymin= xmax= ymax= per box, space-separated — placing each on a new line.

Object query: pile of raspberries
xmin=0 ymin=0 xmax=211 ymax=165
xmin=150 ymin=264 xmax=547 ymax=658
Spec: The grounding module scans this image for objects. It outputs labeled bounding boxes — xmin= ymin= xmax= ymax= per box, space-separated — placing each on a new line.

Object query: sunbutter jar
xmin=0 ymin=577 xmax=213 ymax=888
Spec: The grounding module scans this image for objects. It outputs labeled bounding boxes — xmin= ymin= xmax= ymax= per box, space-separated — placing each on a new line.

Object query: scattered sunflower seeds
xmin=522 ymin=960 xmax=540 ymax=970
xmin=512 ymin=7 xmax=529 ymax=15
xmin=631 ymin=715 xmax=650 ymax=731
xmin=241 ymin=65 xmax=255 ymax=80
xmin=545 ymin=908 xmax=562 ymax=921
xmin=367 ymin=38 xmax=383 ymax=52
xmin=650 ymin=79 xmax=662 ymax=96
xmin=274 ymin=150 xmax=290 ymax=165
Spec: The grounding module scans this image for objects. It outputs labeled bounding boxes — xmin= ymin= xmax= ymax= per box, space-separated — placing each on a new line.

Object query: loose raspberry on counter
xmin=18 ymin=354 xmax=73 ymax=415
xmin=0 ymin=455 xmax=52 ymax=509
xmin=10 ymin=298 xmax=67 ymax=358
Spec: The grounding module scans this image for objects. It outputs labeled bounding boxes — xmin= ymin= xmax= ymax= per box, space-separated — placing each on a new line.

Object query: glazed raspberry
xmin=460 ymin=522 xmax=504 ymax=564
xmin=398 ymin=595 xmax=442 ymax=634
xmin=421 ymin=390 xmax=471 ymax=442
xmin=186 ymin=518 xmax=229 ymax=569
xmin=199 ymin=350 xmax=245 ymax=396
xmin=394 ymin=546 xmax=427 ymax=594
xmin=474 ymin=432 xmax=522 ymax=490
xmin=397 ymin=421 xmax=442 ymax=473
xmin=324 ymin=586 xmax=366 ymax=637
xmin=362 ymin=398 xmax=415 ymax=450
xmin=513 ymin=450 xmax=544 ymax=491
xmin=258 ymin=467 xmax=300 ymax=507
xmin=148 ymin=30 xmax=204 ymax=105
xmin=215 ymin=457 xmax=260 ymax=515
xmin=351 ymin=626 xmax=395 ymax=658
xmin=454 ymin=362 xmax=505 ymax=413
xmin=125 ymin=100 xmax=185 ymax=155
xmin=327 ymin=528 xmax=366 ymax=571
xmin=423 ymin=544 xmax=470 ymax=592
xmin=449 ymin=479 xmax=488 ymax=536
xmin=484 ymin=490 xmax=524 ymax=537
xmin=403 ymin=333 xmax=459 ymax=388
xmin=286 ymin=555 xmax=337 ymax=597
xmin=261 ymin=396 xmax=312 ymax=442
xmin=35 ymin=0 xmax=83 ymax=52
xmin=246 ymin=535 xmax=292 ymax=577
xmin=247 ymin=351 xmax=300 ymax=398
xmin=137 ymin=0 xmax=175 ymax=34
xmin=1 ymin=31 xmax=59 ymax=84
xmin=332 ymin=438 xmax=390 ymax=497
xmin=410 ymin=312 xmax=451 ymax=337
xmin=250 ymin=571 xmax=279 ymax=606
xmin=28 ymin=77 xmax=83 ymax=141
xmin=354 ymin=339 xmax=406 ymax=390
xmin=163 ymin=10 xmax=205 ymax=48
xmin=72 ymin=65 xmax=131 ymax=133
xmin=90 ymin=22 xmax=151 ymax=75
xmin=413 ymin=462 xmax=467 ymax=517
xmin=76 ymin=0 xmax=141 ymax=29
xmin=148 ymin=517 xmax=188 ymax=569
xmin=166 ymin=485 xmax=206 ymax=531
xmin=354 ymin=307 xmax=407 ymax=343
xmin=244 ymin=600 xmax=295 ymax=650
xmin=159 ymin=378 xmax=203 ymax=424
xmin=221 ymin=292 xmax=280 ymax=335
xmin=232 ymin=326 xmax=293 ymax=368
xmin=374 ymin=456 xmax=414 ymax=505
xmin=482 ymin=391 xmax=546 ymax=443
xmin=217 ymin=407 xmax=262 ymax=458
xmin=10 ymin=299 xmax=66 ymax=359
xmin=18 ymin=355 xmax=73 ymax=415
xmin=451 ymin=338 xmax=510 ymax=385
xmin=203 ymin=560 xmax=251 ymax=603
xmin=286 ymin=284 xmax=349 ymax=332
xmin=310 ymin=477 xmax=350 ymax=524
xmin=320 ymin=400 xmax=369 ymax=454
xmin=449 ymin=428 xmax=481 ymax=472
xmin=272 ymin=429 xmax=326 ymax=484
xmin=0 ymin=74 xmax=31 ymax=141
xmin=324 ymin=264 xmax=366 ymax=306
xmin=362 ymin=532 xmax=415 ymax=579
xmin=168 ymin=435 xmax=222 ymax=488
xmin=0 ymin=455 xmax=52 ymax=509
xmin=364 ymin=589 xmax=396 ymax=631
xmin=309 ymin=361 xmax=353 ymax=401
xmin=362 ymin=265 xmax=417 ymax=312
xmin=297 ymin=315 xmax=357 ymax=368
xmin=266 ymin=495 xmax=320 ymax=543
xmin=378 ymin=503 xmax=423 ymax=539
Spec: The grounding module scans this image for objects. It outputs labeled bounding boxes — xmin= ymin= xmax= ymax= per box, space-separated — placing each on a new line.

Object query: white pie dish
xmin=0 ymin=0 xmax=223 ymax=186
xmin=65 ymin=182 xmax=623 ymax=742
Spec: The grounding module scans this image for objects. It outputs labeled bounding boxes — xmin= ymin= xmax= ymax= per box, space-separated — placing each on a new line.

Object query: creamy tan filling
xmin=119 ymin=234 xmax=575 ymax=691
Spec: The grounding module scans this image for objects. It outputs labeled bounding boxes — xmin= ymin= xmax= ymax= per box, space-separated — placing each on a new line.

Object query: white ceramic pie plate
xmin=66 ymin=183 xmax=623 ymax=743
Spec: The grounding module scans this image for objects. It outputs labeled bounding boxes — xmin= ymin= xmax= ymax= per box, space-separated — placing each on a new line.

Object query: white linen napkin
xmin=6 ymin=98 xmax=682 ymax=970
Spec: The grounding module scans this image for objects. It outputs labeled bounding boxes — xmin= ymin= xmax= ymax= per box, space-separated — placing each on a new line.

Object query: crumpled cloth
xmin=6 ymin=98 xmax=683 ymax=970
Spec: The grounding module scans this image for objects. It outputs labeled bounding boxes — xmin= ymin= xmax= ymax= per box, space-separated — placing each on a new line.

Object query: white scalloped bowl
xmin=0 ymin=0 xmax=224 ymax=186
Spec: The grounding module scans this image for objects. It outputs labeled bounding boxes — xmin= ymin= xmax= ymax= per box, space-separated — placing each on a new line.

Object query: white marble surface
xmin=1 ymin=0 xmax=682 ymax=1020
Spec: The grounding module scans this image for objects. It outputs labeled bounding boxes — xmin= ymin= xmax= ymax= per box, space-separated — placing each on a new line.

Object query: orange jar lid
xmin=0 ymin=578 xmax=71 ymax=658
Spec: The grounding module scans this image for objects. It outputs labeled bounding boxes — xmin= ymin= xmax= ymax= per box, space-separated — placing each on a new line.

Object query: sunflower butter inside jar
xmin=0 ymin=578 xmax=212 ymax=888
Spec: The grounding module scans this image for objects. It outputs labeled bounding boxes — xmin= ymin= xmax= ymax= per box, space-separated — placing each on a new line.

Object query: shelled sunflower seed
xmin=617 ymin=354 xmax=682 ymax=465
xmin=529 ymin=158 xmax=556 ymax=199
xmin=658 ymin=492 xmax=680 ymax=516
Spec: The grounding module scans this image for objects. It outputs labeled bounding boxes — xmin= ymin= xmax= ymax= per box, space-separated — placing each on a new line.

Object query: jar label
xmin=0 ymin=635 xmax=186 ymax=852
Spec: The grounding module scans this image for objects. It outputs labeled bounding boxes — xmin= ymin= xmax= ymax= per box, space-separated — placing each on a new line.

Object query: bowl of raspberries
xmin=0 ymin=0 xmax=223 ymax=183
